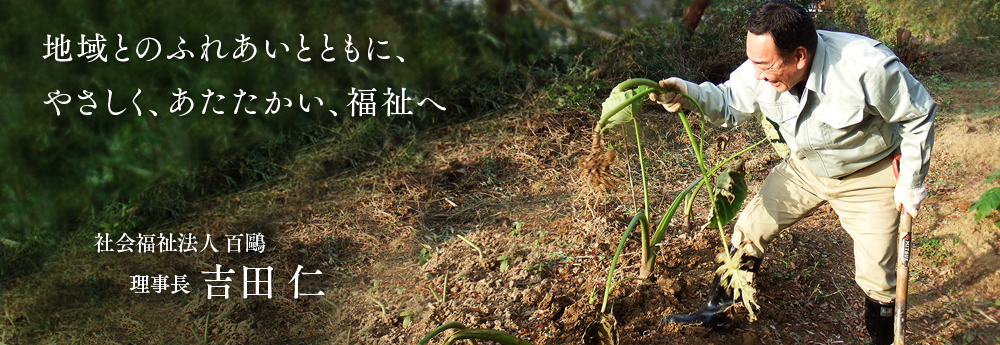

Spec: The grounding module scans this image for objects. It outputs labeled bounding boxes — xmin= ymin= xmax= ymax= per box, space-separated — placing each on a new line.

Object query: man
xmin=648 ymin=1 xmax=935 ymax=344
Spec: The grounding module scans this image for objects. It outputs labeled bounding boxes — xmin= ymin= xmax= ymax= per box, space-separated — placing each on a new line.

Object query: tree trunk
xmin=895 ymin=27 xmax=919 ymax=66
xmin=681 ymin=0 xmax=711 ymax=35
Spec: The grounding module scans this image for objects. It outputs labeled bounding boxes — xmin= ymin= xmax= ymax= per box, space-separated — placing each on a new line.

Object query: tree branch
xmin=522 ymin=0 xmax=617 ymax=40
xmin=1 ymin=237 xmax=20 ymax=248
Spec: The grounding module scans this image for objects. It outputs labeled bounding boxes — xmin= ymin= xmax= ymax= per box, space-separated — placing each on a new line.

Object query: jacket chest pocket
xmin=811 ymin=106 xmax=886 ymax=150
xmin=759 ymin=102 xmax=799 ymax=126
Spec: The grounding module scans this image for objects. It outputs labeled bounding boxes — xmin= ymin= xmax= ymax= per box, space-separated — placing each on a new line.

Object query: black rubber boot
xmin=865 ymin=296 xmax=895 ymax=345
xmin=663 ymin=256 xmax=761 ymax=329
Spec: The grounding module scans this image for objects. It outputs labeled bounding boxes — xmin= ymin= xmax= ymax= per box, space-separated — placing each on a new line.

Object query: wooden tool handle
xmin=894 ymin=212 xmax=912 ymax=344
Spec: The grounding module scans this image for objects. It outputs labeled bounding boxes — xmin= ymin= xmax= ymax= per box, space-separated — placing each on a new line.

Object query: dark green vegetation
xmin=971 ymin=168 xmax=1000 ymax=227
xmin=1 ymin=0 xmax=549 ymax=253
xmin=833 ymin=0 xmax=1000 ymax=44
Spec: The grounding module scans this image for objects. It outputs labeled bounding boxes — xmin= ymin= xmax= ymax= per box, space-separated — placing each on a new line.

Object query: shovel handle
xmin=894 ymin=211 xmax=911 ymax=344
xmin=892 ymin=151 xmax=910 ymax=344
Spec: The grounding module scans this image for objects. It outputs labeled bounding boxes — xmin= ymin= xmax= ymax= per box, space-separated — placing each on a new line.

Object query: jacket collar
xmin=805 ymin=32 xmax=827 ymax=96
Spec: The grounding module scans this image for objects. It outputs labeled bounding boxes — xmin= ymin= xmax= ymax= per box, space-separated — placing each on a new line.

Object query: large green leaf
xmin=986 ymin=168 xmax=1000 ymax=185
xmin=706 ymin=162 xmax=748 ymax=229
xmin=971 ymin=187 xmax=1000 ymax=221
xmin=972 ymin=168 xmax=1000 ymax=227
xmin=598 ymin=86 xmax=648 ymax=132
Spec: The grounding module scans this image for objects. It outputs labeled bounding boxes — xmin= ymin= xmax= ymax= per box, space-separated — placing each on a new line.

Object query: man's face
xmin=746 ymin=32 xmax=810 ymax=93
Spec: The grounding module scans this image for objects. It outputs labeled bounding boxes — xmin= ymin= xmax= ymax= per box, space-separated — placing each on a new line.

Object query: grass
xmin=418 ymin=247 xmax=435 ymax=265
xmin=497 ymin=255 xmax=511 ymax=272
xmin=915 ymin=236 xmax=956 ymax=268
xmin=456 ymin=234 xmax=483 ymax=259
xmin=428 ymin=272 xmax=448 ymax=304
xmin=366 ymin=293 xmax=387 ymax=315
xmin=189 ymin=311 xmax=210 ymax=344
xmin=921 ymin=72 xmax=1000 ymax=116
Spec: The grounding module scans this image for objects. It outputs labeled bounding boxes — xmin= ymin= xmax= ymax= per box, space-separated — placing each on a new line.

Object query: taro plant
xmin=971 ymin=168 xmax=1000 ymax=227
xmin=580 ymin=78 xmax=767 ymax=321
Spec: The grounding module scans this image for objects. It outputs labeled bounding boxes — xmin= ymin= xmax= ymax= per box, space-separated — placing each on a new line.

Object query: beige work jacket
xmin=683 ymin=30 xmax=935 ymax=188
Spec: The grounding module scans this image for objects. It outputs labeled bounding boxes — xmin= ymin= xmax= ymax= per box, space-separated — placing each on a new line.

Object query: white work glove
xmin=647 ymin=77 xmax=693 ymax=113
xmin=894 ymin=183 xmax=927 ymax=217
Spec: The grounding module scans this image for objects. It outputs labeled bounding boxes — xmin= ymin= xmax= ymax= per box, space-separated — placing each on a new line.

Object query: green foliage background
xmin=830 ymin=0 xmax=1000 ymax=45
xmin=0 ymin=0 xmax=550 ymax=241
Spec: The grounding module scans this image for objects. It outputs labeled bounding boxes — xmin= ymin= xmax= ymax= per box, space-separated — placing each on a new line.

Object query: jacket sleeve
xmin=680 ymin=62 xmax=762 ymax=129
xmin=864 ymin=57 xmax=936 ymax=188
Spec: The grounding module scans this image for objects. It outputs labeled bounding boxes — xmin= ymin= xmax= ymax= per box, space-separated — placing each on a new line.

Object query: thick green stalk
xmin=675 ymin=95 xmax=766 ymax=257
xmin=600 ymin=80 xmax=767 ymax=275
xmin=674 ymin=103 xmax=732 ymax=255
xmin=602 ymin=211 xmax=643 ymax=313
xmin=643 ymin=176 xmax=702 ymax=273
xmin=680 ymin=92 xmax=711 ymax=167
xmin=684 ymin=137 xmax=769 ymax=212
xmin=675 ymin=109 xmax=709 ymax=177
xmin=644 ymin=138 xmax=766 ymax=274
xmin=683 ymin=193 xmax=694 ymax=221
xmin=633 ymin=119 xmax=652 ymax=274
xmin=418 ymin=322 xmax=468 ymax=345
xmin=444 ymin=330 xmax=532 ymax=345
xmin=614 ymin=78 xmax=661 ymax=91
xmin=675 ymin=94 xmax=763 ymax=302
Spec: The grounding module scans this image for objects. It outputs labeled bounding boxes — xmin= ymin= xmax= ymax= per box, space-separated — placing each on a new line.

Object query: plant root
xmin=578 ymin=131 xmax=621 ymax=192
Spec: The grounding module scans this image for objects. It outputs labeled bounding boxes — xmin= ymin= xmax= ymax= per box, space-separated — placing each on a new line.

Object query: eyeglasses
xmin=753 ymin=60 xmax=783 ymax=73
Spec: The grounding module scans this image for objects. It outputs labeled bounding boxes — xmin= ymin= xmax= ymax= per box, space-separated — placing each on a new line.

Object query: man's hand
xmin=648 ymin=78 xmax=693 ymax=113
xmin=894 ymin=183 xmax=927 ymax=217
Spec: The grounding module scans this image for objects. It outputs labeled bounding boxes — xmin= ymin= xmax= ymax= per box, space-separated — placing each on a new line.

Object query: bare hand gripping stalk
xmin=649 ymin=1 xmax=935 ymax=344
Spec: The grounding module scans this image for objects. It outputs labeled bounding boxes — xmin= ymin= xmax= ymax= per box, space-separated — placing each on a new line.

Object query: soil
xmin=3 ymin=57 xmax=1000 ymax=344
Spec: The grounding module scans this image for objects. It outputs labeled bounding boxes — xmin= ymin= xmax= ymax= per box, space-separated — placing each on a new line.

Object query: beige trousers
xmin=732 ymin=154 xmax=899 ymax=302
